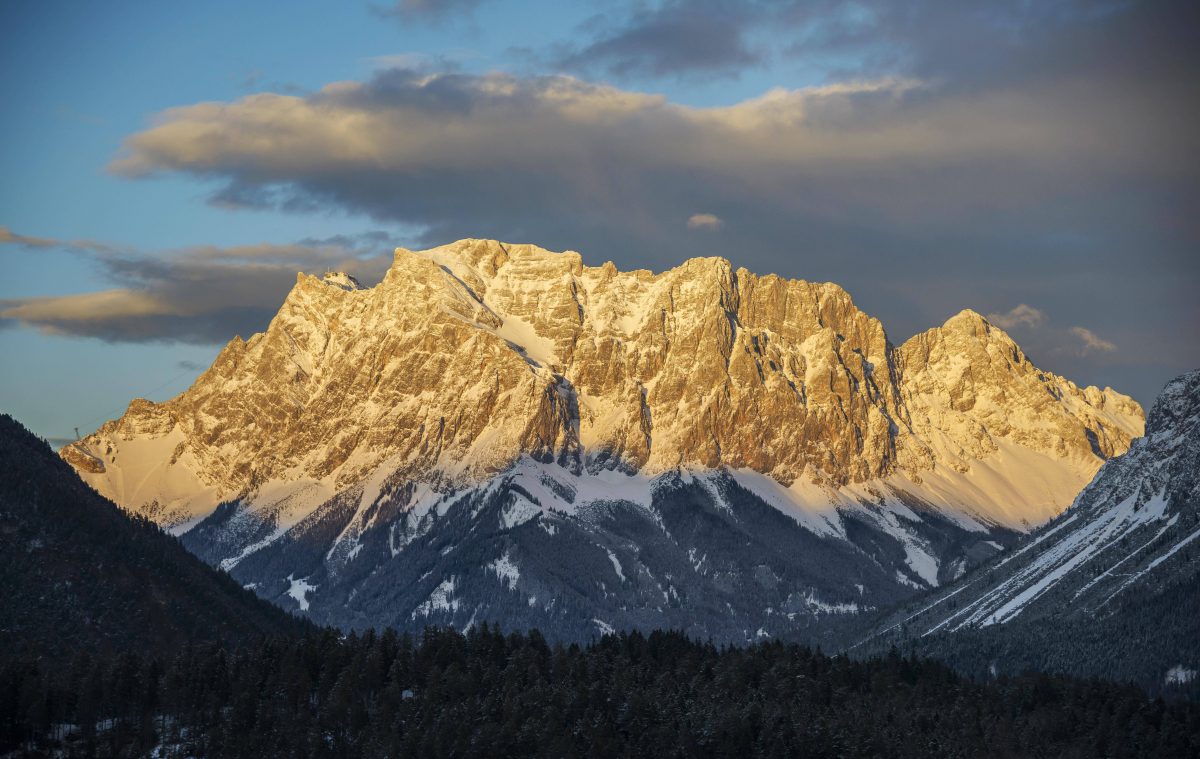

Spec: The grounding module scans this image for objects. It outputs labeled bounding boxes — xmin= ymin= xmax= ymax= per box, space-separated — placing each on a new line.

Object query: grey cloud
xmin=109 ymin=65 xmax=1187 ymax=236
xmin=0 ymin=230 xmax=402 ymax=343
xmin=779 ymin=0 xmax=1157 ymax=84
xmin=556 ymin=0 xmax=764 ymax=78
xmin=545 ymin=0 xmax=1160 ymax=84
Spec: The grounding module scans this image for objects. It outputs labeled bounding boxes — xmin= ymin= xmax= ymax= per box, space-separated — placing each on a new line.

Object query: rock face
xmin=62 ymin=239 xmax=1144 ymax=640
xmin=860 ymin=370 xmax=1200 ymax=689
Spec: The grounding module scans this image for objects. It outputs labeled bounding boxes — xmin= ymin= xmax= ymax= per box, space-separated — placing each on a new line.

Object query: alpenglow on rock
xmin=62 ymin=240 xmax=1144 ymax=640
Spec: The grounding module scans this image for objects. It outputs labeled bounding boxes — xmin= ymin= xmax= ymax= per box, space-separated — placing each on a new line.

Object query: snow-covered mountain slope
xmin=858 ymin=370 xmax=1200 ymax=688
xmin=60 ymin=239 xmax=1144 ymax=638
xmin=182 ymin=461 xmax=1017 ymax=641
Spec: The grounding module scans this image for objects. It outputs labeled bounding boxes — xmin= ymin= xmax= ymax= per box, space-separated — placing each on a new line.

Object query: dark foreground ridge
xmin=4 ymin=627 xmax=1198 ymax=758
xmin=0 ymin=414 xmax=309 ymax=661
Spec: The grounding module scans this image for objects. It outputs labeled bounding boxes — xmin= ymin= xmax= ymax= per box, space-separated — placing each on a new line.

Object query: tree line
xmin=3 ymin=625 xmax=1197 ymax=758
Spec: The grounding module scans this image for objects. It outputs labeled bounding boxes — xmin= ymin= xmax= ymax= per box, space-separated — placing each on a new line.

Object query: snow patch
xmin=413 ymin=578 xmax=460 ymax=618
xmin=605 ymin=548 xmax=626 ymax=582
xmin=487 ymin=552 xmax=520 ymax=588
xmin=286 ymin=574 xmax=317 ymax=612
xmin=1166 ymin=666 xmax=1197 ymax=685
xmin=725 ymin=469 xmax=845 ymax=537
xmin=801 ymin=591 xmax=865 ymax=615
xmin=501 ymin=494 xmax=542 ymax=529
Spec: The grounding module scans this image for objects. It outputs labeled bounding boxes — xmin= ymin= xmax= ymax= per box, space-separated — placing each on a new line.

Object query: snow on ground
xmin=605 ymin=549 xmax=626 ymax=582
xmin=493 ymin=313 xmax=559 ymax=368
xmin=413 ymin=578 xmax=460 ymax=618
xmin=75 ymin=427 xmax=221 ymax=530
xmin=217 ymin=479 xmax=336 ymax=569
xmin=883 ymin=437 xmax=1098 ymax=530
xmin=286 ymin=574 xmax=317 ymax=612
xmin=800 ymin=591 xmax=865 ymax=615
xmin=725 ymin=469 xmax=845 ymax=537
xmin=1166 ymin=666 xmax=1197 ymax=685
xmin=501 ymin=494 xmax=542 ymax=529
xmin=916 ymin=487 xmax=1175 ymax=633
xmin=487 ymin=552 xmax=520 ymax=588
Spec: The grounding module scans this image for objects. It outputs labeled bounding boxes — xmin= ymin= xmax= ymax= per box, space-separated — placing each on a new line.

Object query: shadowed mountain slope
xmin=0 ymin=414 xmax=309 ymax=661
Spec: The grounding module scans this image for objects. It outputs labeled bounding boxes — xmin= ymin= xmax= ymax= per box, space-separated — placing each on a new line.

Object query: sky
xmin=1 ymin=0 xmax=1197 ymax=444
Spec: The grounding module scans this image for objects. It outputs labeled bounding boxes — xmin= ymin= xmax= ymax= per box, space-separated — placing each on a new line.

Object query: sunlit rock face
xmin=61 ymin=240 xmax=1145 ymax=640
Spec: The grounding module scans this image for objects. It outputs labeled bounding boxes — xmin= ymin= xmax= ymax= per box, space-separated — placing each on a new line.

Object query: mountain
xmin=857 ymin=370 xmax=1200 ymax=693
xmin=60 ymin=239 xmax=1143 ymax=640
xmin=0 ymin=414 xmax=307 ymax=661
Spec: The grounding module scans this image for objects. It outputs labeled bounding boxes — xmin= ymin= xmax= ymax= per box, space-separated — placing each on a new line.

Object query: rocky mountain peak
xmin=1146 ymin=369 xmax=1200 ymax=436
xmin=942 ymin=307 xmax=995 ymax=332
xmin=65 ymin=239 xmax=1142 ymax=534
xmin=320 ymin=271 xmax=363 ymax=291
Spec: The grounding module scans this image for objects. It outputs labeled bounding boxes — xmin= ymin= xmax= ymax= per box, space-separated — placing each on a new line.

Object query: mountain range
xmin=857 ymin=369 xmax=1200 ymax=693
xmin=61 ymin=239 xmax=1145 ymax=641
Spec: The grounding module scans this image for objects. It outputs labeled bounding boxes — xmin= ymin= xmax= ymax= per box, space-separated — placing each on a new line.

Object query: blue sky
xmin=2 ymin=0 xmax=1197 ymax=441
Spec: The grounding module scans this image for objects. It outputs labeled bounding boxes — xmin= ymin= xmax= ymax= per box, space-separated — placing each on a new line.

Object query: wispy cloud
xmin=985 ymin=302 xmax=1119 ymax=357
xmin=0 ymin=228 xmax=402 ymax=343
xmin=1069 ymin=326 xmax=1117 ymax=353
xmin=0 ymin=225 xmax=119 ymax=254
xmin=366 ymin=50 xmax=477 ymax=73
xmin=986 ymin=304 xmax=1045 ymax=330
xmin=687 ymin=213 xmax=723 ymax=230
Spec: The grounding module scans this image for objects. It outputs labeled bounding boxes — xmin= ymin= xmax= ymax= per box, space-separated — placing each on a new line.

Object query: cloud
xmin=687 ymin=213 xmax=723 ymax=230
xmin=1070 ymin=326 xmax=1117 ymax=354
xmin=555 ymin=0 xmax=763 ymax=78
xmin=0 ymin=226 xmax=55 ymax=248
xmin=0 ymin=229 xmax=401 ymax=343
xmin=0 ymin=225 xmax=118 ymax=254
xmin=109 ymin=57 xmax=1188 ymax=257
xmin=177 ymin=359 xmax=205 ymax=371
xmin=984 ymin=303 xmax=1119 ymax=358
xmin=544 ymin=0 xmax=1169 ymax=85
xmin=367 ymin=51 xmax=476 ymax=73
xmin=375 ymin=0 xmax=484 ymax=22
xmin=986 ymin=304 xmax=1045 ymax=330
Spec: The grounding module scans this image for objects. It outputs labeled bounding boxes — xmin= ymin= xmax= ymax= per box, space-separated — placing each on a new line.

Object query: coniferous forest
xmin=3 ymin=626 xmax=1199 ymax=758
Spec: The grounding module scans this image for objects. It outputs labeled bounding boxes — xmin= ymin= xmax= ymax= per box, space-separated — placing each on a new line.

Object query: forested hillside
xmin=0 ymin=414 xmax=309 ymax=661
xmin=3 ymin=627 xmax=1197 ymax=758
